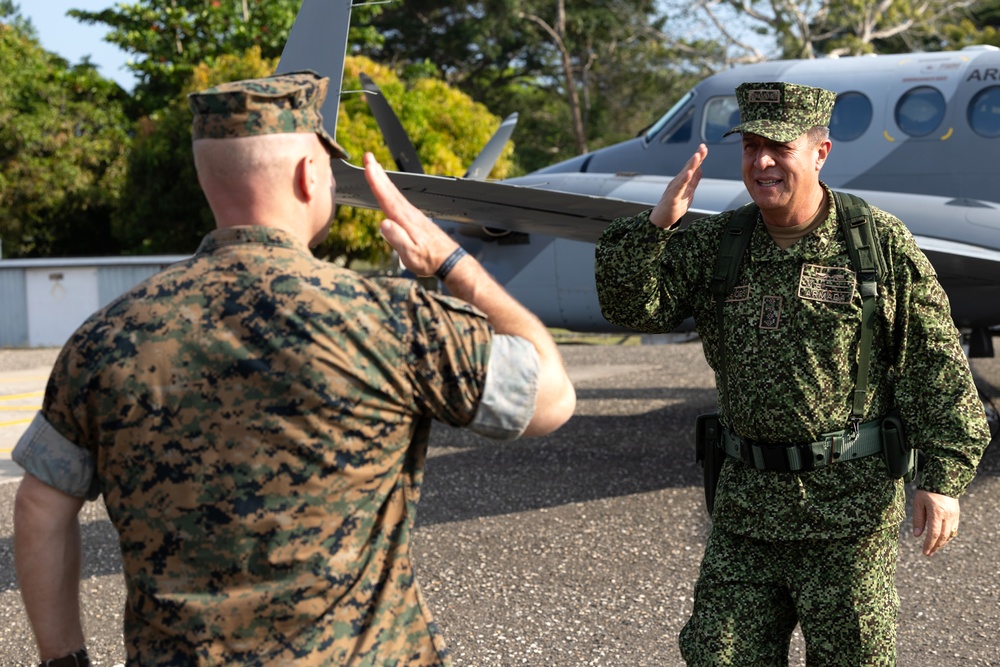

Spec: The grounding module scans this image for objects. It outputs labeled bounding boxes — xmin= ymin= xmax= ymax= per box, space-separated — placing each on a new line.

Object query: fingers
xmin=687 ymin=143 xmax=708 ymax=172
xmin=649 ymin=145 xmax=707 ymax=229
xmin=363 ymin=152 xmax=413 ymax=221
xmin=913 ymin=489 xmax=960 ymax=557
xmin=362 ymin=152 xmax=458 ymax=276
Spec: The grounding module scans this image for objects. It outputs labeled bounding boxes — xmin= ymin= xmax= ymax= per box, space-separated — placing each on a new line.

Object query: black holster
xmin=880 ymin=412 xmax=917 ymax=482
xmin=695 ymin=413 xmax=725 ymax=516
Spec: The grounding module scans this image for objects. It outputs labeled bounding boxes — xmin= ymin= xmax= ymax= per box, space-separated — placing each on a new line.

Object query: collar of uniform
xmin=195 ymin=226 xmax=312 ymax=256
xmin=748 ymin=182 xmax=838 ymax=264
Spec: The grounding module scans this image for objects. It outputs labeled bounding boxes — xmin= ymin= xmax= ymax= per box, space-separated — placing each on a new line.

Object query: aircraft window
xmin=968 ymin=86 xmax=1000 ymax=138
xmin=644 ymin=91 xmax=695 ymax=144
xmin=662 ymin=107 xmax=694 ymax=144
xmin=830 ymin=92 xmax=872 ymax=142
xmin=703 ymin=96 xmax=740 ymax=143
xmin=895 ymin=86 xmax=946 ymax=137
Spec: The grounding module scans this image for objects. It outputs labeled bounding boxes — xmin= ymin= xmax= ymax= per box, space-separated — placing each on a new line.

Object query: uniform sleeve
xmin=594 ymin=209 xmax=700 ymax=333
xmin=400 ymin=285 xmax=541 ymax=439
xmin=12 ymin=412 xmax=97 ymax=499
xmin=12 ymin=342 xmax=101 ymax=500
xmin=889 ymin=235 xmax=990 ymax=497
xmin=467 ymin=334 xmax=538 ymax=440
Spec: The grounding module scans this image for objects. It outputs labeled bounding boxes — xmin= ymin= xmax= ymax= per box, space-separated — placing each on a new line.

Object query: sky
xmin=19 ymin=0 xmax=137 ymax=91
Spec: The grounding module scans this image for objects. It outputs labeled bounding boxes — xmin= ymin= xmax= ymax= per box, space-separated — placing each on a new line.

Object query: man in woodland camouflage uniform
xmin=595 ymin=82 xmax=989 ymax=665
xmin=13 ymin=71 xmax=576 ymax=666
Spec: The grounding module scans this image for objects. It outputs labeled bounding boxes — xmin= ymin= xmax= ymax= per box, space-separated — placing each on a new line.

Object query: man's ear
xmin=816 ymin=139 xmax=832 ymax=170
xmin=295 ymin=155 xmax=316 ymax=202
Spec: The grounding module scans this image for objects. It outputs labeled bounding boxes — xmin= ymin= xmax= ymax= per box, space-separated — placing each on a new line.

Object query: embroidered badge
xmin=798 ymin=264 xmax=856 ymax=304
xmin=748 ymin=89 xmax=781 ymax=104
xmin=759 ymin=295 xmax=782 ymax=330
xmin=725 ymin=284 xmax=750 ymax=302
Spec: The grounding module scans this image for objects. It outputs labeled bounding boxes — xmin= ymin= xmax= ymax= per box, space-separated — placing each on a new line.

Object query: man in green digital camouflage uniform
xmin=13 ymin=71 xmax=576 ymax=667
xmin=595 ymin=82 xmax=990 ymax=666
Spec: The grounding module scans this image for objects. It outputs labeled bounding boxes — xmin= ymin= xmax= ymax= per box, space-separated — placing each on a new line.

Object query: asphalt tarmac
xmin=1 ymin=341 xmax=997 ymax=666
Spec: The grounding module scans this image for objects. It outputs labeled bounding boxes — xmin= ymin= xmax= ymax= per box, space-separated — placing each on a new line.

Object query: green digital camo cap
xmin=188 ymin=70 xmax=349 ymax=159
xmin=723 ymin=81 xmax=836 ymax=143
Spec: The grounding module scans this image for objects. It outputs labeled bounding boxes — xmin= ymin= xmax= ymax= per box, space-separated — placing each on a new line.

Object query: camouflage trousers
xmin=679 ymin=524 xmax=899 ymax=666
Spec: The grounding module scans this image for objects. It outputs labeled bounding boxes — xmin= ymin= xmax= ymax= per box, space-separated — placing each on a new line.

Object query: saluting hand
xmin=363 ymin=152 xmax=459 ymax=277
xmin=649 ymin=143 xmax=708 ymax=229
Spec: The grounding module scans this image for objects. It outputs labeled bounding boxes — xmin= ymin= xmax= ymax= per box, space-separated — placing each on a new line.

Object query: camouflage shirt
xmin=596 ymin=185 xmax=989 ymax=540
xmin=15 ymin=227 xmax=540 ymax=665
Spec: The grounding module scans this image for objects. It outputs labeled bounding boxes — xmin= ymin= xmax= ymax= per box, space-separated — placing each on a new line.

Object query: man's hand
xmin=362 ymin=152 xmax=458 ymax=277
xmin=912 ymin=489 xmax=960 ymax=556
xmin=649 ymin=143 xmax=708 ymax=229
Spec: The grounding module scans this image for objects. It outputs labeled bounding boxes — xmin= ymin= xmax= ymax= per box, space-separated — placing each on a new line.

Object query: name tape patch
xmin=747 ymin=89 xmax=781 ymax=104
xmin=798 ymin=264 xmax=856 ymax=304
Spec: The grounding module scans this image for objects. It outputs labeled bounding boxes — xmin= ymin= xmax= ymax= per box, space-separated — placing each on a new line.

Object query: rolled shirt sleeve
xmin=467 ymin=334 xmax=539 ymax=440
xmin=12 ymin=412 xmax=98 ymax=500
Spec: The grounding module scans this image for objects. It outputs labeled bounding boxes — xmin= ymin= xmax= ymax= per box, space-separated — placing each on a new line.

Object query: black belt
xmin=721 ymin=419 xmax=883 ymax=473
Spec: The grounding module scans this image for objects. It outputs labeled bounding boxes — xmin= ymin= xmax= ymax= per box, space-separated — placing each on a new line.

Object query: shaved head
xmin=193 ymin=132 xmax=335 ymax=245
xmin=194 ymin=133 xmax=323 ymax=189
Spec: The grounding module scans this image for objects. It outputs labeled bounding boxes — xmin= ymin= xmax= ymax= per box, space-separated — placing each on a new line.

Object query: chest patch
xmin=726 ymin=284 xmax=750 ymax=302
xmin=798 ymin=264 xmax=856 ymax=304
xmin=759 ymin=295 xmax=783 ymax=330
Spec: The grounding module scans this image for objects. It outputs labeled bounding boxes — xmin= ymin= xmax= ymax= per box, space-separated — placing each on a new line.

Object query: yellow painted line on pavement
xmin=0 ymin=447 xmax=13 ymax=453
xmin=0 ymin=417 xmax=34 ymax=428
xmin=1 ymin=391 xmax=44 ymax=400
xmin=0 ymin=391 xmax=44 ymax=401
xmin=0 ymin=405 xmax=41 ymax=411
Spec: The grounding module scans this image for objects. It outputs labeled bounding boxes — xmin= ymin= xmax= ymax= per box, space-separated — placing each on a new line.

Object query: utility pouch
xmin=696 ymin=413 xmax=725 ymax=516
xmin=880 ymin=413 xmax=916 ymax=482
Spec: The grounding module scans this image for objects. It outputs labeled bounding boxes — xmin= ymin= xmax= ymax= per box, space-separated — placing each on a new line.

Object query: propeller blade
xmin=463 ymin=112 xmax=518 ymax=180
xmin=359 ymin=73 xmax=424 ymax=174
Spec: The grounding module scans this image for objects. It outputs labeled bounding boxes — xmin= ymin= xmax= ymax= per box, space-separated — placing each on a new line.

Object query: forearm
xmin=14 ymin=474 xmax=86 ymax=659
xmin=894 ymin=265 xmax=990 ymax=496
xmin=442 ymin=257 xmax=575 ymax=435
xmin=595 ymin=210 xmax=685 ymax=332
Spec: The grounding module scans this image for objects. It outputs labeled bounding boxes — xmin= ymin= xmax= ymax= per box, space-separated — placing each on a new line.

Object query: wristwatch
xmin=40 ymin=648 xmax=89 ymax=667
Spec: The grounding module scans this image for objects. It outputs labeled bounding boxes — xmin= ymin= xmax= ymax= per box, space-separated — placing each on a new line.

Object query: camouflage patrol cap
xmin=189 ymin=70 xmax=349 ymax=159
xmin=723 ymin=81 xmax=836 ymax=143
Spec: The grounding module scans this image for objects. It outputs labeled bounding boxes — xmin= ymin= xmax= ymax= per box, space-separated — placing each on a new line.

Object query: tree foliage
xmin=358 ymin=0 xmax=708 ymax=172
xmin=111 ymin=49 xmax=513 ymax=266
xmin=328 ymin=56 xmax=516 ymax=265
xmin=8 ymin=0 xmax=998 ymax=262
xmin=0 ymin=9 xmax=130 ymax=258
xmin=69 ymin=0 xmax=384 ymax=117
xmin=680 ymin=0 xmax=987 ymax=62
xmin=110 ymin=46 xmax=277 ymax=256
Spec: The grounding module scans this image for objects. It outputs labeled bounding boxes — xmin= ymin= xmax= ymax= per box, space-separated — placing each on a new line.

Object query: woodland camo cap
xmin=723 ymin=81 xmax=836 ymax=143
xmin=188 ymin=70 xmax=349 ymax=159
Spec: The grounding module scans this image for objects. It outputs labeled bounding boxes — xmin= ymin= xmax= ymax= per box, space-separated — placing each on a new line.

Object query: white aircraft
xmin=277 ymin=0 xmax=1000 ymax=359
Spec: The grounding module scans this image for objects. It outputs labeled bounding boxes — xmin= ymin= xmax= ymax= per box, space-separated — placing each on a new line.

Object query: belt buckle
xmin=826 ymin=434 xmax=839 ymax=464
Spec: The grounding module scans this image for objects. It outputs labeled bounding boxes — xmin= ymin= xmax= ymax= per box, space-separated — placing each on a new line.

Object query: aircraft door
xmin=870 ymin=55 xmax=966 ymax=198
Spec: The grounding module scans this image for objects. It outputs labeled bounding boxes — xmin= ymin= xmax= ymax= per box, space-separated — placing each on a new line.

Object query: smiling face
xmin=741 ymin=130 xmax=831 ymax=226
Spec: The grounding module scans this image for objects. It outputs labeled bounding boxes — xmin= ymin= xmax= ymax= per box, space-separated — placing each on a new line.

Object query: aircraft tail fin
xmin=276 ymin=0 xmax=353 ymax=147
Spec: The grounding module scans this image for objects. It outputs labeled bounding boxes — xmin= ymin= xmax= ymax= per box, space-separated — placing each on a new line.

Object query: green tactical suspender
xmin=709 ymin=191 xmax=886 ymax=429
xmin=699 ymin=192 xmax=900 ymax=513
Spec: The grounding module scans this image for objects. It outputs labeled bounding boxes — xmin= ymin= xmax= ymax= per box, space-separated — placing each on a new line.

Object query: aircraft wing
xmin=332 ymin=160 xmax=728 ymax=243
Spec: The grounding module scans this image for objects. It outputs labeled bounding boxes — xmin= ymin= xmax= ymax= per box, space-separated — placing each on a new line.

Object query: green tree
xmin=682 ymin=0 xmax=985 ymax=59
xmin=111 ymin=47 xmax=280 ymax=256
xmin=111 ymin=50 xmax=513 ymax=266
xmin=0 ymin=7 xmax=130 ymax=258
xmin=69 ymin=0 xmax=384 ymax=117
xmin=924 ymin=0 xmax=1000 ymax=50
xmin=331 ymin=56 xmax=517 ymax=265
xmin=358 ymin=0 xmax=706 ymax=172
